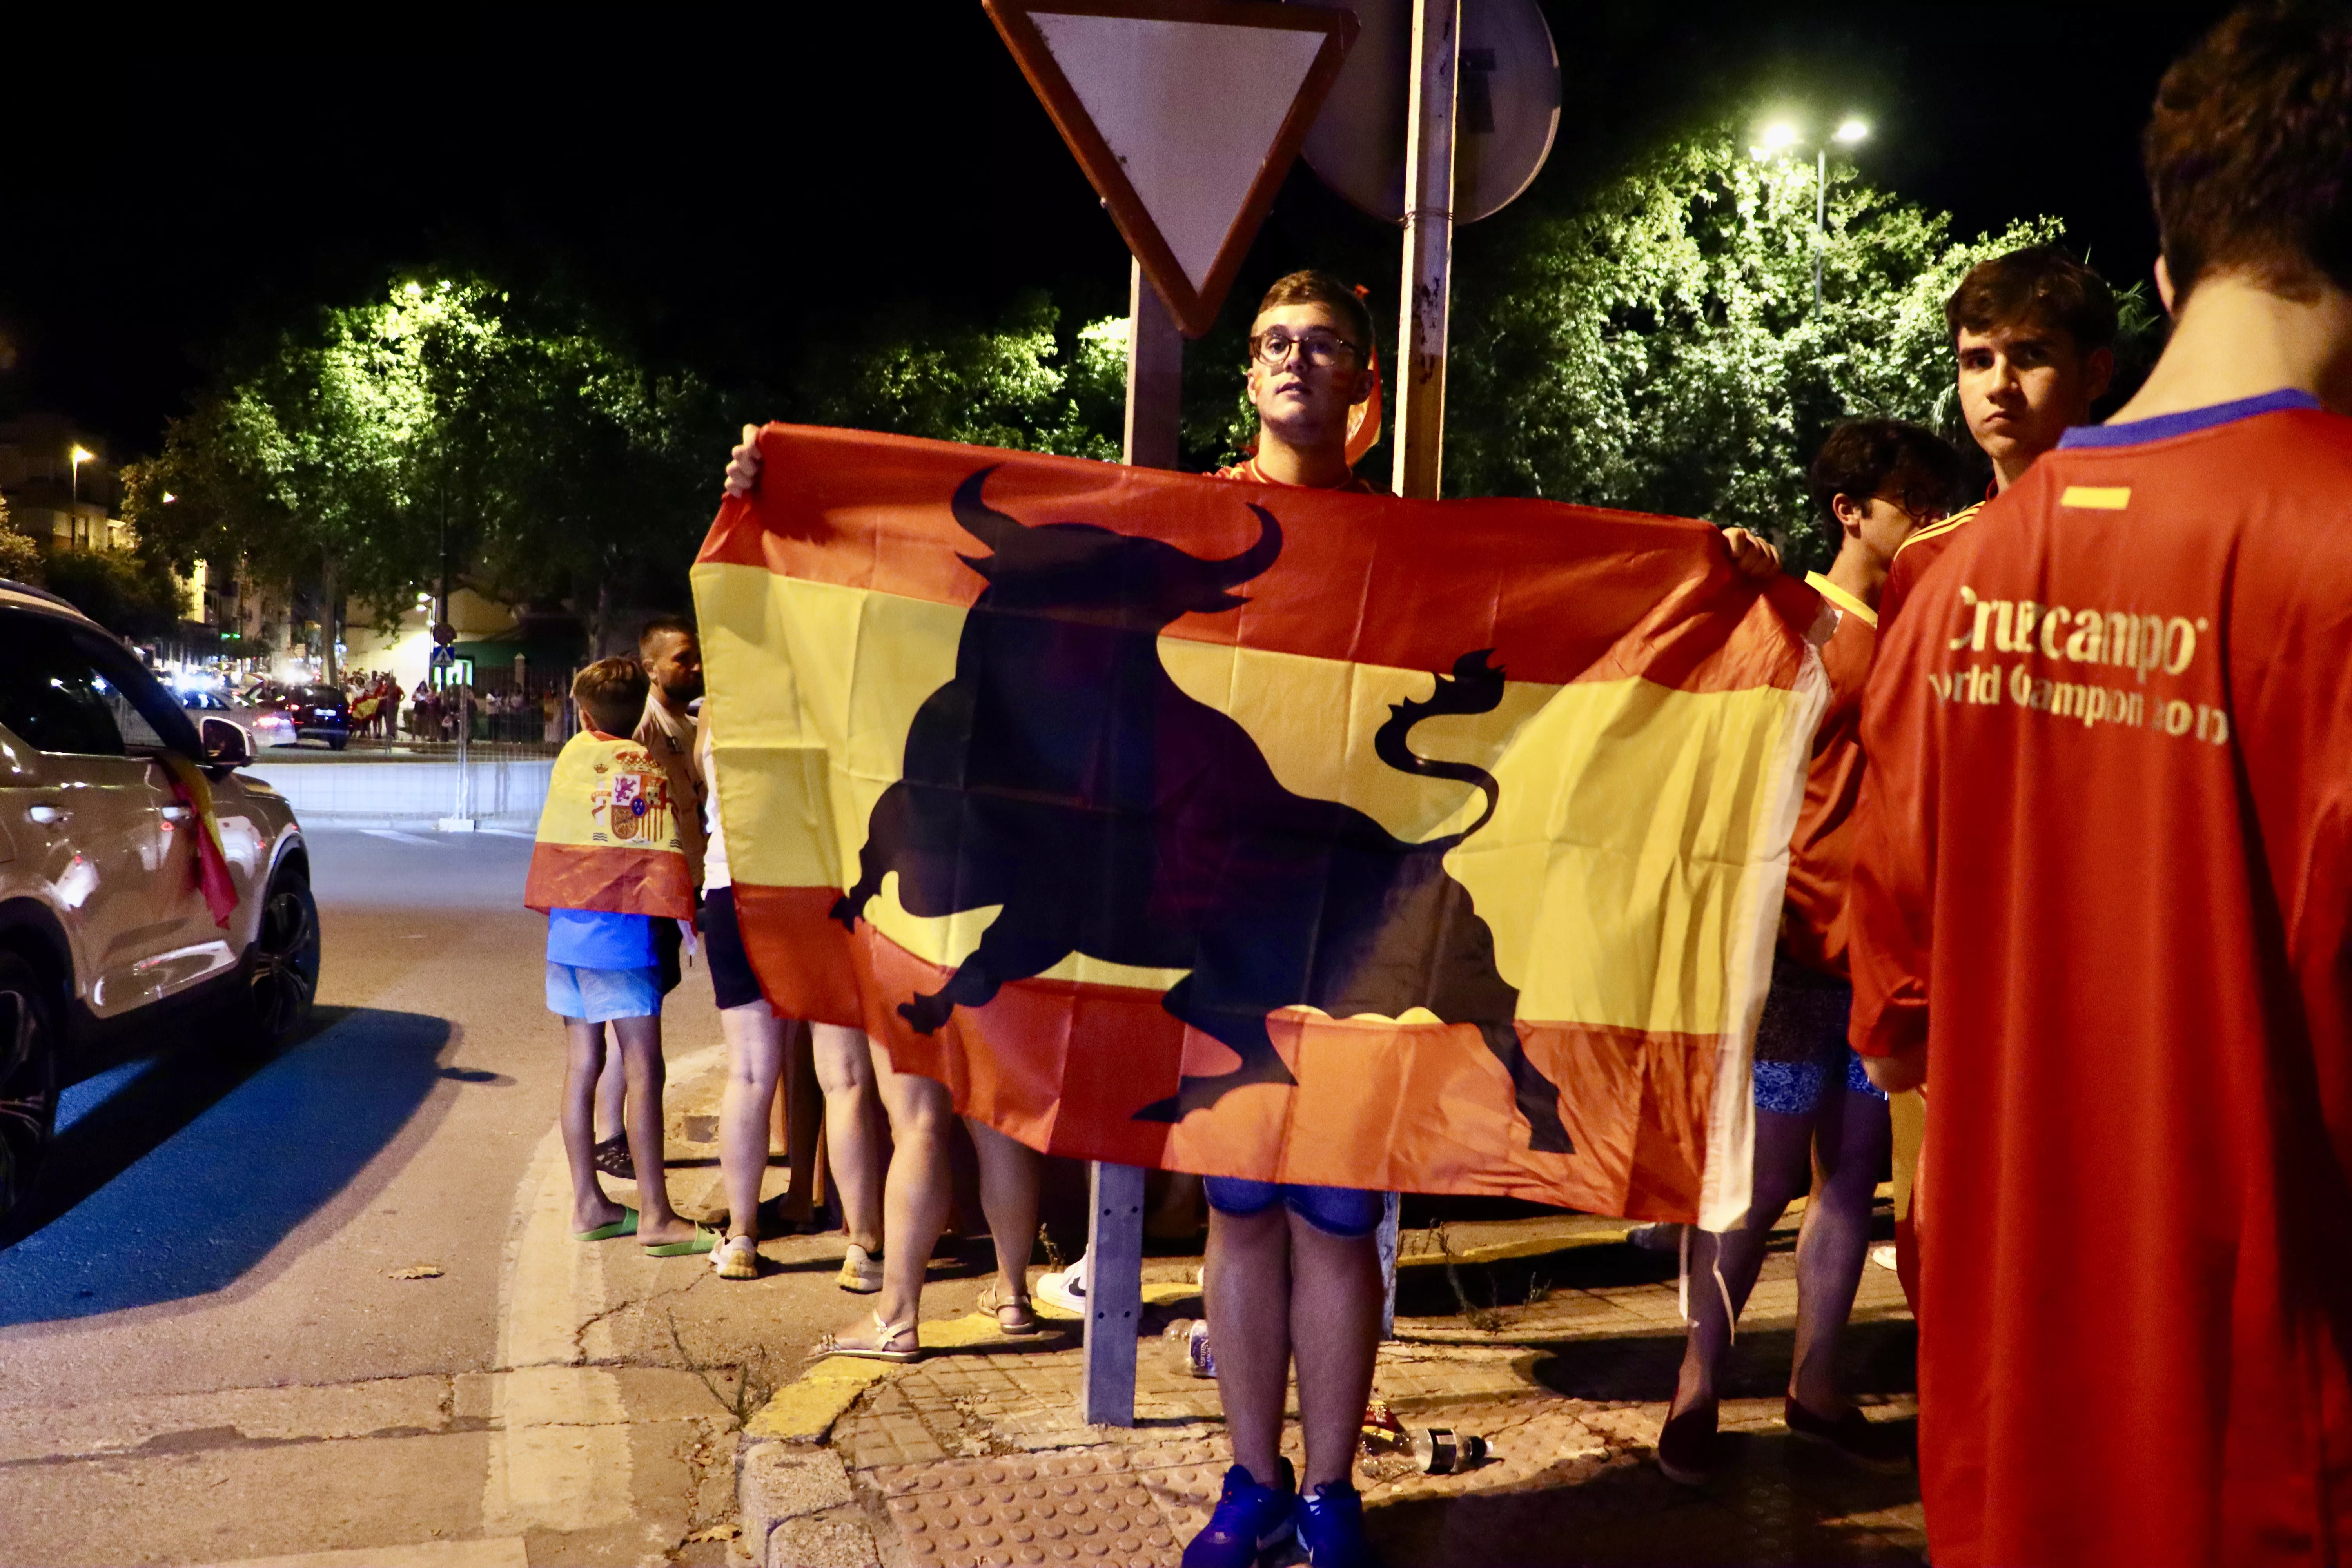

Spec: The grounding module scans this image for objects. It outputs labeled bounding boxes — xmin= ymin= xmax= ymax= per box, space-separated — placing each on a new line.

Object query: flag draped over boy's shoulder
xmin=523 ymin=731 xmax=697 ymax=920
xmin=694 ymin=425 xmax=1827 ymax=1227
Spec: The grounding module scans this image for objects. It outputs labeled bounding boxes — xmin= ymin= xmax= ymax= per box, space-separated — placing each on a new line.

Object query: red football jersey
xmin=1875 ymin=498 xmax=1982 ymax=630
xmin=1849 ymin=390 xmax=2352 ymax=1566
xmin=1778 ymin=573 xmax=1877 ymax=977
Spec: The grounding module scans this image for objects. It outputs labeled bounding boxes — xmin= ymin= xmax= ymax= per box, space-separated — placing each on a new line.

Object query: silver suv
xmin=0 ymin=581 xmax=319 ymax=1223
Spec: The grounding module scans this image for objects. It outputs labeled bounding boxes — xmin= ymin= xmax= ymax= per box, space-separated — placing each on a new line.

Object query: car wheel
xmin=241 ymin=864 xmax=321 ymax=1047
xmin=0 ymin=953 xmax=60 ymax=1225
xmin=326 ymin=734 xmax=348 ymax=751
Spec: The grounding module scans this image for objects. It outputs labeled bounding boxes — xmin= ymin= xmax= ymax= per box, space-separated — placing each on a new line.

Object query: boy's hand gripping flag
xmin=694 ymin=426 xmax=1826 ymax=1226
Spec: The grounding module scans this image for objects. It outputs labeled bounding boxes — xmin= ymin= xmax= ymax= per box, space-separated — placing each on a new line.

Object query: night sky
xmin=0 ymin=2 xmax=2236 ymax=457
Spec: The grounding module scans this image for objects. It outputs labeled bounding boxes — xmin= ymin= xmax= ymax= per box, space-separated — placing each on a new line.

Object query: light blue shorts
xmin=546 ymin=962 xmax=662 ymax=1023
xmin=1203 ymin=1177 xmax=1384 ymax=1239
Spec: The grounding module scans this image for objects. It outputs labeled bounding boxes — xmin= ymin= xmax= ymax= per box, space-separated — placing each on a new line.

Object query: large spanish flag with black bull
xmin=695 ymin=426 xmax=1828 ymax=1227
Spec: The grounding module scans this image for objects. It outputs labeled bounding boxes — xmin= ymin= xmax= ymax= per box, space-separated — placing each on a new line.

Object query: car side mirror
xmin=200 ymin=715 xmax=254 ymax=768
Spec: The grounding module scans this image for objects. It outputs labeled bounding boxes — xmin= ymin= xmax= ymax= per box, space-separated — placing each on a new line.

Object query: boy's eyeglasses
xmin=1250 ymin=330 xmax=1365 ymax=369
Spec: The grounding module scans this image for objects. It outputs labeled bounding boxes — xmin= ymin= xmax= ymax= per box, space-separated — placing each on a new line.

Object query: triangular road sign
xmin=985 ymin=1 xmax=1358 ymax=338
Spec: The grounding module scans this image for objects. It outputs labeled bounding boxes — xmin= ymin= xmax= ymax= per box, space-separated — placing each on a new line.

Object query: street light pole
xmin=1815 ymin=145 xmax=1827 ymax=312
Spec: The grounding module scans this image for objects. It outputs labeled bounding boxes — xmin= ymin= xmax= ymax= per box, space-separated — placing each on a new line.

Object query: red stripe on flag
xmin=699 ymin=426 xmax=1818 ymax=695
xmin=730 ymin=878 xmax=1717 ymax=1219
xmin=524 ymin=843 xmax=697 ymax=919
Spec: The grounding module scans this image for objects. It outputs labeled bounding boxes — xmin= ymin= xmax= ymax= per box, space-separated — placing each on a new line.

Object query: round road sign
xmin=1292 ymin=0 xmax=1559 ymax=226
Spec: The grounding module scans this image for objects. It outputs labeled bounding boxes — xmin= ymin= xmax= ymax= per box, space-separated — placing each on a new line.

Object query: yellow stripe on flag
xmin=696 ymin=559 xmax=1806 ymax=1040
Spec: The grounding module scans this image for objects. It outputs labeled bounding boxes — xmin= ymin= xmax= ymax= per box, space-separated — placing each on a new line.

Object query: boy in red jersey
xmin=1657 ymin=419 xmax=1960 ymax=1487
xmin=1876 ymin=247 xmax=2118 ymax=629
xmin=1849 ymin=4 xmax=2352 ymax=1563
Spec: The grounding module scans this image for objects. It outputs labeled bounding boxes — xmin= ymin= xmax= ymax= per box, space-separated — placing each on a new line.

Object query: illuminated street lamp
xmin=1751 ymin=116 xmax=1871 ymax=310
xmin=69 ymin=445 xmax=93 ymax=547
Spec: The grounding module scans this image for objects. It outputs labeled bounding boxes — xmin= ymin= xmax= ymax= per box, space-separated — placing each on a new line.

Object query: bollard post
xmin=1081 ymin=1161 xmax=1147 ymax=1426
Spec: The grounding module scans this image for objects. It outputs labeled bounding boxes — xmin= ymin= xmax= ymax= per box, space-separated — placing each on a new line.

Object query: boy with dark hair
xmin=1850 ymin=5 xmax=2352 ymax=1561
xmin=1877 ymin=246 xmax=2118 ymax=628
xmin=1657 ymin=418 xmax=1959 ymax=1485
xmin=542 ymin=658 xmax=711 ymax=1256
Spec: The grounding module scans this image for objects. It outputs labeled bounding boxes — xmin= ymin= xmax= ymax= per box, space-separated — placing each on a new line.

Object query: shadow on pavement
xmin=1368 ymin=1432 xmax=1926 ymax=1566
xmin=1531 ymin=1316 xmax=1917 ymax=1403
xmin=0 ymin=1005 xmax=453 ymax=1324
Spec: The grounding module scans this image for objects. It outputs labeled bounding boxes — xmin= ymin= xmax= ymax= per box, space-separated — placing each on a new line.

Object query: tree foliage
xmin=128 ymin=280 xmax=734 ymax=659
xmin=1446 ymin=122 xmax=2062 ymax=565
xmin=792 ymin=293 xmax=1127 ymax=460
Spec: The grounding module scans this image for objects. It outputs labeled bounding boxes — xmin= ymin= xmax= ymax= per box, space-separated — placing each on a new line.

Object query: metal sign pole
xmin=1393 ymin=0 xmax=1460 ymax=501
xmin=1082 ymin=260 xmax=1180 ymax=1429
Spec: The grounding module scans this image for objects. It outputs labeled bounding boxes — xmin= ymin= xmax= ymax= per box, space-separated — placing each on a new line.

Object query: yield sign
xmin=985 ymin=1 xmax=1358 ymax=338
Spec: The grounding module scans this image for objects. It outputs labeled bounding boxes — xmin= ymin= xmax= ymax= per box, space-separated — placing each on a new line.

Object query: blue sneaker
xmin=1181 ymin=1459 xmax=1297 ymax=1567
xmin=1294 ymin=1480 xmax=1380 ymax=1567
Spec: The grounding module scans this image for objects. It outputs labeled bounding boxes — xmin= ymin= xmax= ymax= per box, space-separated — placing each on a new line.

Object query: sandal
xmin=978 ymin=1283 xmax=1041 ymax=1336
xmin=813 ymin=1310 xmax=922 ymax=1363
xmin=573 ymin=1207 xmax=639 ymax=1243
xmin=713 ymin=1235 xmax=760 ymax=1280
xmin=642 ymin=1225 xmax=719 ymax=1257
xmin=591 ymin=1134 xmax=634 ymax=1180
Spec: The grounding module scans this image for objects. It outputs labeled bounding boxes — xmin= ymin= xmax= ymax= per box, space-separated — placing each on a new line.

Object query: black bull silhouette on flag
xmin=833 ymin=467 xmax=1575 ymax=1154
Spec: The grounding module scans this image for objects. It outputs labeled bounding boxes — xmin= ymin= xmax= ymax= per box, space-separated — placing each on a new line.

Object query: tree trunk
xmin=320 ymin=552 xmax=341 ymax=684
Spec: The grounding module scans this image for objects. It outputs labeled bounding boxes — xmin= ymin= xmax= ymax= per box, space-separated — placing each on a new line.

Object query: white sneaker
xmin=713 ymin=1235 xmax=759 ymax=1281
xmin=1868 ymin=1243 xmax=1900 ymax=1272
xmin=1035 ymin=1256 xmax=1088 ymax=1315
xmin=838 ymin=1242 xmax=883 ymax=1294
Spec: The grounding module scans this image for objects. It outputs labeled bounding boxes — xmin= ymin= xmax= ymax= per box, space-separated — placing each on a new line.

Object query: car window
xmin=301 ymin=686 xmax=344 ymax=704
xmin=0 ymin=625 xmax=127 ymax=756
xmin=93 ymin=673 xmax=170 ymax=749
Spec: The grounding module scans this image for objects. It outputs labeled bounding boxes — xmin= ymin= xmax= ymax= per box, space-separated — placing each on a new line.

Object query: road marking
xmin=362 ymin=829 xmax=445 ymax=846
xmin=480 ymin=1045 xmax=726 ymax=1537
xmin=207 ymin=1540 xmax=529 ymax=1568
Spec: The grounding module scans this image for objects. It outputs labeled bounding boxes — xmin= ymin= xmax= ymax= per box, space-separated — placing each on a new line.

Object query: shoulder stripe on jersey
xmin=1892 ymin=501 xmax=1982 ymax=558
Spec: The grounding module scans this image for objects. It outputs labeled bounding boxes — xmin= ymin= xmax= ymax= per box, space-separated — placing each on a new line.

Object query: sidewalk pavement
xmin=730 ymin=1205 xmax=1924 ymax=1567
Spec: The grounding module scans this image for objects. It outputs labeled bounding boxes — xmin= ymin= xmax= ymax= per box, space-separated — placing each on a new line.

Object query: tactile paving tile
xmin=874 ymin=1451 xmax=1187 ymax=1567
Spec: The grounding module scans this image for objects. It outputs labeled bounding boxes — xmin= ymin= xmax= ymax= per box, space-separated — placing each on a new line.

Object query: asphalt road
xmin=0 ymin=827 xmax=893 ymax=1568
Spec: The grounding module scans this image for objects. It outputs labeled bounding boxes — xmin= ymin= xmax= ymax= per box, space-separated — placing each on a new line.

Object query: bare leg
xmin=872 ymin=1056 xmax=954 ymax=1330
xmin=1205 ymin=1205 xmax=1292 ymax=1485
xmin=1670 ymin=1106 xmax=1817 ymax=1417
xmin=1789 ymin=1086 xmax=1893 ymax=1417
xmin=967 ymin=1118 xmax=1040 ymax=1302
xmin=717 ymin=1000 xmax=787 ymax=1243
xmin=562 ymin=1019 xmax=625 ymax=1233
xmin=593 ymin=1051 xmax=625 ymax=1144
xmin=811 ymin=1024 xmax=884 ymax=1254
xmin=1289 ymin=1213 xmax=1381 ymax=1492
xmin=778 ymin=1020 xmax=822 ymax=1222
xmin=612 ymin=1014 xmax=694 ymax=1245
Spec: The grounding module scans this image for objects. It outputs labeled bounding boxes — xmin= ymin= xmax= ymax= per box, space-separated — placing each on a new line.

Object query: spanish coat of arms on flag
xmin=694 ymin=425 xmax=1827 ymax=1228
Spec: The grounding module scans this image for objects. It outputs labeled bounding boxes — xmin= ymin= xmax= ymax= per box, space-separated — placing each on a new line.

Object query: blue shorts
xmin=546 ymin=962 xmax=662 ymax=1023
xmin=1203 ymin=1177 xmax=1383 ymax=1239
xmin=1750 ymin=954 xmax=1885 ymax=1116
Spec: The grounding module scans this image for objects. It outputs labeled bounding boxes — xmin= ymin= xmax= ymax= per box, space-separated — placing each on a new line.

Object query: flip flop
xmin=642 ymin=1225 xmax=719 ymax=1257
xmin=574 ymin=1207 xmax=639 ymax=1242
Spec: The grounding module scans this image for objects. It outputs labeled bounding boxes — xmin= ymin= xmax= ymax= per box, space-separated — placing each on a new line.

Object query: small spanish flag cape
xmin=523 ymin=731 xmax=696 ymax=919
